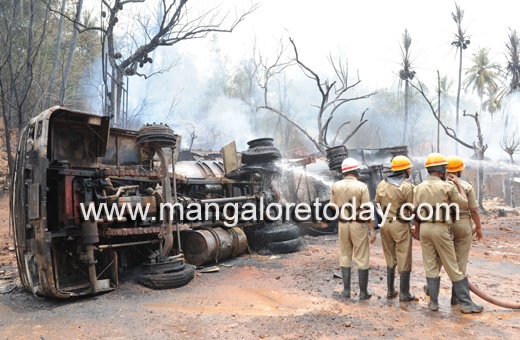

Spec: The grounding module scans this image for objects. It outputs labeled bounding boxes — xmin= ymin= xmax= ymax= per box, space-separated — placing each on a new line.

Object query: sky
xmin=83 ymin=0 xmax=520 ymax=158
xmin=205 ymin=0 xmax=520 ymax=89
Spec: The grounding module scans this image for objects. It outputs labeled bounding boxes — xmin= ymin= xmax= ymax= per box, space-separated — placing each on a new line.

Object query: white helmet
xmin=341 ymin=157 xmax=360 ymax=173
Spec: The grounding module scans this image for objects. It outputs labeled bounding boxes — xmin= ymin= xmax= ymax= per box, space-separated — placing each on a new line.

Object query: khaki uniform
xmin=331 ymin=175 xmax=371 ymax=269
xmin=413 ymin=175 xmax=468 ymax=281
xmin=375 ymin=178 xmax=413 ymax=272
xmin=450 ymin=179 xmax=478 ymax=275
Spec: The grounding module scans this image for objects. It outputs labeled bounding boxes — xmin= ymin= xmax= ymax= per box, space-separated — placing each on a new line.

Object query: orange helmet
xmin=424 ymin=153 xmax=448 ymax=168
xmin=446 ymin=155 xmax=465 ymax=172
xmin=391 ymin=155 xmax=413 ymax=171
xmin=341 ymin=158 xmax=360 ymax=173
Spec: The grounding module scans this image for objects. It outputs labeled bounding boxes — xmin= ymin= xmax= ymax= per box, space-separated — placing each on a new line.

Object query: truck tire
xmin=264 ymin=238 xmax=302 ymax=254
xmin=301 ymin=220 xmax=338 ymax=236
xmin=241 ymin=149 xmax=281 ymax=165
xmin=138 ymin=263 xmax=195 ymax=289
xmin=141 ymin=257 xmax=184 ymax=274
xmin=245 ymin=222 xmax=302 ymax=254
xmin=245 ymin=222 xmax=300 ymax=247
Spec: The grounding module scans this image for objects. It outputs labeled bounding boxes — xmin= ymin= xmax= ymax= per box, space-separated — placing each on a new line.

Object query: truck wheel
xmin=141 ymin=257 xmax=185 ymax=274
xmin=302 ymin=220 xmax=338 ymax=236
xmin=264 ymin=238 xmax=302 ymax=254
xmin=245 ymin=222 xmax=300 ymax=247
xmin=241 ymin=149 xmax=281 ymax=165
xmin=245 ymin=222 xmax=302 ymax=254
xmin=138 ymin=263 xmax=195 ymax=289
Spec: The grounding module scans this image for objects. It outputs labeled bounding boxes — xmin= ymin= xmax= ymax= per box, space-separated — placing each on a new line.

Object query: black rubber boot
xmin=423 ymin=284 xmax=429 ymax=296
xmin=399 ymin=271 xmax=415 ymax=302
xmin=450 ymin=286 xmax=460 ymax=305
xmin=387 ymin=267 xmax=397 ymax=299
xmin=341 ymin=267 xmax=351 ymax=299
xmin=358 ymin=269 xmax=372 ymax=300
xmin=453 ymin=277 xmax=483 ymax=314
xmin=426 ymin=277 xmax=440 ymax=311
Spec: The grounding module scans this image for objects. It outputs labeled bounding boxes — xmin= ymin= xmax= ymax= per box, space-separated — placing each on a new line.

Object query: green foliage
xmin=464 ymin=48 xmax=501 ymax=98
xmin=464 ymin=47 xmax=501 ymax=121
xmin=504 ymin=29 xmax=520 ymax=94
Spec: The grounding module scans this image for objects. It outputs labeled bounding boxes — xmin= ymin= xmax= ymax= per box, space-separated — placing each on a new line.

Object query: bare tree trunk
xmin=455 ymin=48 xmax=463 ymax=154
xmin=474 ymin=114 xmax=486 ymax=209
xmin=45 ymin=0 xmax=66 ymax=108
xmin=412 ymin=79 xmax=488 ymax=207
xmin=402 ymin=79 xmax=409 ymax=145
xmin=477 ymin=151 xmax=484 ymax=208
xmin=437 ymin=71 xmax=441 ymax=152
xmin=20 ymin=0 xmax=36 ymax=128
xmin=188 ymin=132 xmax=196 ymax=152
xmin=479 ymin=96 xmax=484 ymax=122
xmin=0 ymin=89 xmax=15 ymax=177
xmin=1 ymin=0 xmax=50 ymax=177
xmin=60 ymin=0 xmax=84 ymax=106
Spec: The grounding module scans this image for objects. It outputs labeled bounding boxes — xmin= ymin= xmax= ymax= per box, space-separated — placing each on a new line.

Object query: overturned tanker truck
xmin=11 ymin=107 xmax=302 ymax=298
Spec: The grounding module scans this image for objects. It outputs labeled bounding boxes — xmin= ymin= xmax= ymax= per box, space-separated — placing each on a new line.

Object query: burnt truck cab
xmin=12 ymin=107 xmax=114 ymax=298
xmin=12 ymin=107 xmax=299 ymax=298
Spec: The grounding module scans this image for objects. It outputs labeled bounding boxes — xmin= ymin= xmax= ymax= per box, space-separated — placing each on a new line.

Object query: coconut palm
xmin=502 ymin=29 xmax=520 ymax=130
xmin=482 ymin=87 xmax=501 ymax=117
xmin=505 ymin=29 xmax=520 ymax=93
xmin=451 ymin=3 xmax=470 ymax=153
xmin=464 ymin=48 xmax=500 ymax=209
xmin=398 ymin=29 xmax=416 ymax=146
xmin=464 ymin=47 xmax=501 ymax=120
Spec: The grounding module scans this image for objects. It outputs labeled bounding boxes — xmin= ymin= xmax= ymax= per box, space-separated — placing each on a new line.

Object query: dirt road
xmin=1 ymin=194 xmax=519 ymax=339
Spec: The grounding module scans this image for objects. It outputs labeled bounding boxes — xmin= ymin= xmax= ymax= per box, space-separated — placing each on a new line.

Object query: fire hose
xmin=413 ymin=228 xmax=519 ymax=309
xmin=469 ymin=282 xmax=520 ymax=309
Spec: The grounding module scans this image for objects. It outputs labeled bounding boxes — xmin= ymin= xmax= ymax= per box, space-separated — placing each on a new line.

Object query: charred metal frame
xmin=11 ymin=107 xmax=276 ymax=298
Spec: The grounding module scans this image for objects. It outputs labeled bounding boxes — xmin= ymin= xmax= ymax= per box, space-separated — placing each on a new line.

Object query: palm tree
xmin=438 ymin=75 xmax=455 ymax=108
xmin=451 ymin=3 xmax=470 ymax=153
xmin=482 ymin=86 xmax=501 ymax=117
xmin=464 ymin=48 xmax=500 ymax=209
xmin=503 ymin=29 xmax=520 ymax=131
xmin=398 ymin=29 xmax=416 ymax=146
xmin=505 ymin=29 xmax=520 ymax=93
xmin=464 ymin=47 xmax=501 ymax=120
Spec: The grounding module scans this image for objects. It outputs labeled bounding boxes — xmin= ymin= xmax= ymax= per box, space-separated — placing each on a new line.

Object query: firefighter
xmin=330 ymin=157 xmax=377 ymax=300
xmin=413 ymin=153 xmax=483 ymax=313
xmin=446 ymin=155 xmax=483 ymax=305
xmin=375 ymin=155 xmax=415 ymax=302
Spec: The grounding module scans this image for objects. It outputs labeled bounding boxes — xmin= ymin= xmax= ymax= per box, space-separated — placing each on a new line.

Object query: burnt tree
xmin=499 ymin=132 xmax=520 ymax=208
xmin=250 ymin=38 xmax=377 ymax=155
xmin=500 ymin=132 xmax=520 ymax=164
xmin=411 ymin=79 xmax=487 ymax=208
xmin=46 ymin=0 xmax=258 ymax=127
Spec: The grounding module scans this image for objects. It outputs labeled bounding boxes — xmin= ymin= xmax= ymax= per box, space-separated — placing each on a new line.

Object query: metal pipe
xmin=86 ymin=244 xmax=98 ymax=294
xmin=156 ymin=147 xmax=173 ymax=258
xmin=172 ymin=148 xmax=182 ymax=252
xmin=97 ymin=185 xmax=139 ymax=200
xmin=98 ymin=240 xmax=160 ymax=249
xmin=199 ymin=196 xmax=256 ymax=205
xmin=81 ymin=219 xmax=99 ymax=244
